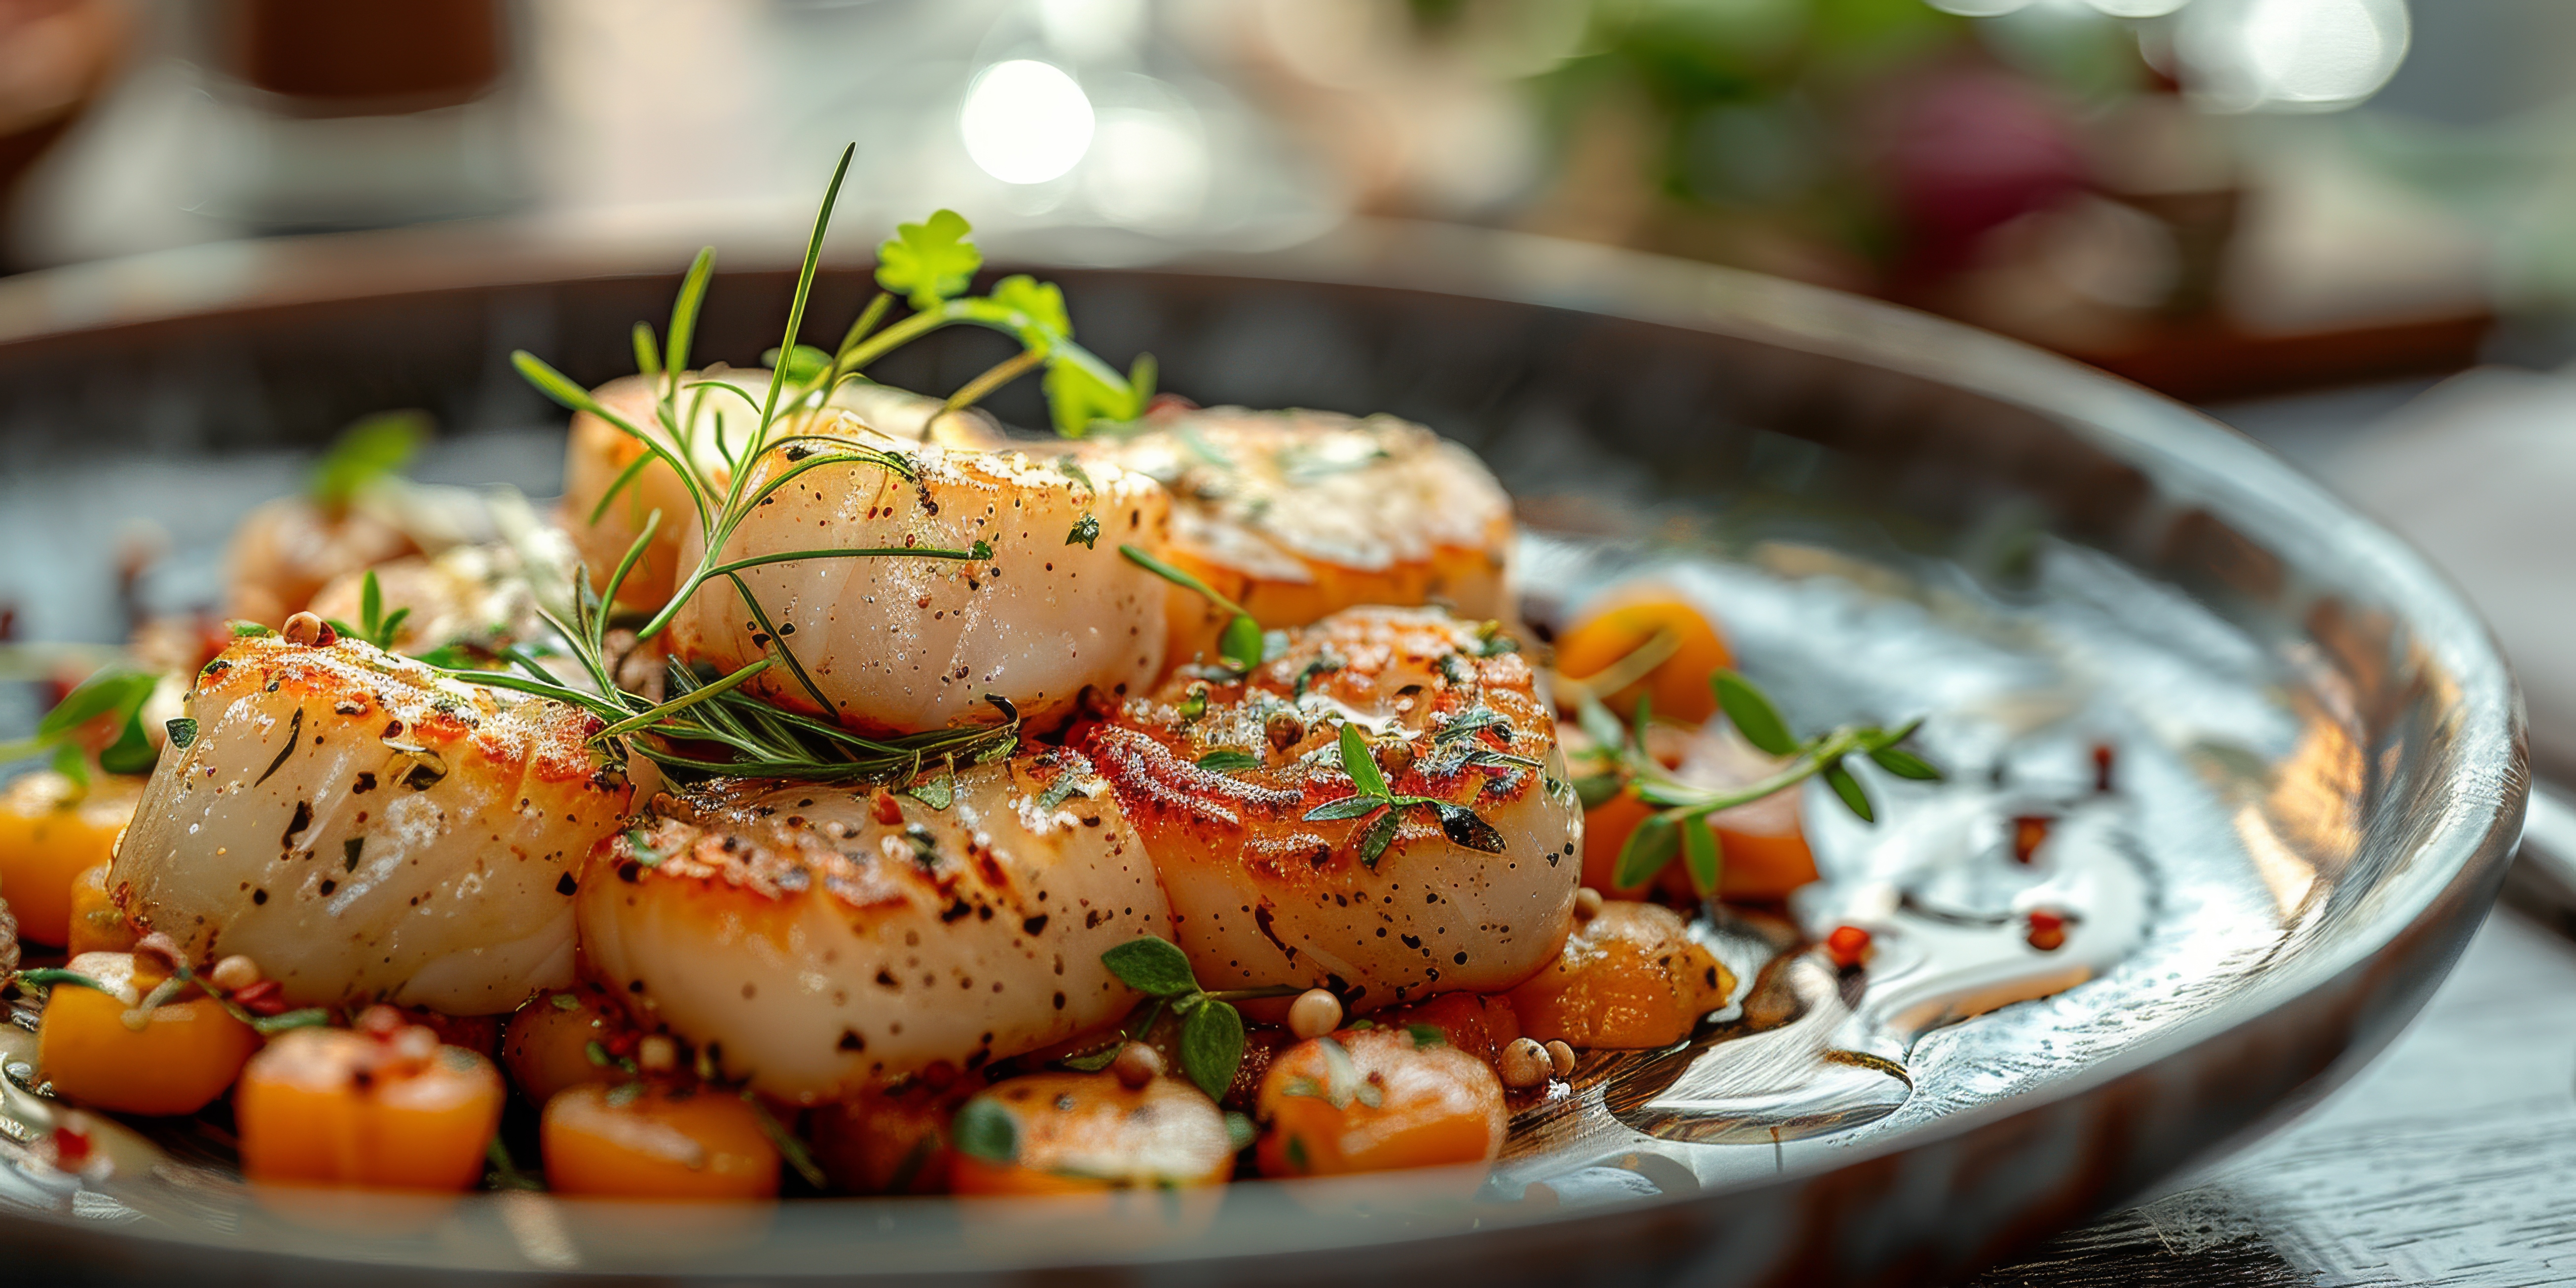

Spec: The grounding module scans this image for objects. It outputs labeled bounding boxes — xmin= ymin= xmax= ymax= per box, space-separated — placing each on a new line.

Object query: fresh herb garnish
xmin=1302 ymin=724 xmax=1507 ymax=867
xmin=951 ymin=1096 xmax=1020 ymax=1163
xmin=307 ymin=410 xmax=427 ymax=514
xmin=1096 ymin=937 xmax=1297 ymax=1099
xmin=1597 ymin=666 xmax=1940 ymax=892
xmin=0 ymin=666 xmax=160 ymax=785
xmin=1066 ymin=514 xmax=1102 ymax=549
xmin=1195 ymin=749 xmax=1262 ymax=774
xmin=1118 ymin=544 xmax=1262 ymax=672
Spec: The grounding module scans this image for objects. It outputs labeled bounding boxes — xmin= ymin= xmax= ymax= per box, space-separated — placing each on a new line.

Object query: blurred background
xmin=11 ymin=0 xmax=2576 ymax=736
xmin=4 ymin=0 xmax=2574 ymax=404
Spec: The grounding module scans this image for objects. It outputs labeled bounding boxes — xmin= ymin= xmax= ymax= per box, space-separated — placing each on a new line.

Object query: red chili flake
xmin=870 ymin=789 xmax=905 ymax=827
xmin=51 ymin=1124 xmax=92 ymax=1168
xmin=604 ymin=1030 xmax=639 ymax=1059
xmin=2012 ymin=816 xmax=2053 ymax=865
xmin=2026 ymin=909 xmax=2069 ymax=952
xmin=1824 ymin=925 xmax=1872 ymax=971
xmin=231 ymin=979 xmax=289 ymax=1016
xmin=2092 ymin=743 xmax=2115 ymax=794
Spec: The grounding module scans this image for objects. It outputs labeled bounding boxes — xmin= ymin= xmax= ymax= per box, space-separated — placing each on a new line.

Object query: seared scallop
xmin=1080 ymin=408 xmax=1515 ymax=667
xmin=113 ymin=632 xmax=644 ymax=1015
xmin=664 ymin=439 xmax=1172 ymax=735
xmin=575 ymin=753 xmax=1170 ymax=1103
xmin=562 ymin=370 xmax=1005 ymax=611
xmin=1084 ymin=605 xmax=1582 ymax=1011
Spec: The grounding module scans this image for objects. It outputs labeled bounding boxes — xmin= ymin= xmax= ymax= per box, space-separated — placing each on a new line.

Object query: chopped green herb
xmin=950 ymin=1097 xmax=1020 ymax=1163
xmin=1066 ymin=514 xmax=1101 ymax=549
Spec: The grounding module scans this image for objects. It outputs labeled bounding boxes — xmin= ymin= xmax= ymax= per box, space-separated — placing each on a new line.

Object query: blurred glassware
xmin=0 ymin=0 xmax=128 ymax=268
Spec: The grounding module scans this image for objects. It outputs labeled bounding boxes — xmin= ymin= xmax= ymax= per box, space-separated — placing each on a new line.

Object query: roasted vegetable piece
xmin=500 ymin=991 xmax=621 ymax=1104
xmin=810 ymin=1080 xmax=961 ymax=1195
xmin=0 ymin=771 xmax=142 ymax=947
xmin=1373 ymin=992 xmax=1523 ymax=1069
xmin=1553 ymin=591 xmax=1733 ymax=725
xmin=1255 ymin=1026 xmax=1506 ymax=1178
xmin=236 ymin=1020 xmax=506 ymax=1191
xmin=64 ymin=862 xmax=137 ymax=957
xmin=949 ymin=1072 xmax=1233 ymax=1195
xmin=36 ymin=952 xmax=259 ymax=1116
xmin=540 ymin=1082 xmax=780 ymax=1200
xmin=1507 ymin=901 xmax=1734 ymax=1049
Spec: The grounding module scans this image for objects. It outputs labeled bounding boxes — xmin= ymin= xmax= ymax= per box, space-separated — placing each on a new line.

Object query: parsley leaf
xmin=875 ymin=209 xmax=981 ymax=310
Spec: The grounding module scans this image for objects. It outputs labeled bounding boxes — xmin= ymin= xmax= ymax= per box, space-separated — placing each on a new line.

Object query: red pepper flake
xmin=870 ymin=789 xmax=905 ymax=827
xmin=1824 ymin=925 xmax=1872 ymax=971
xmin=2012 ymin=816 xmax=2053 ymax=865
xmin=604 ymin=1030 xmax=639 ymax=1059
xmin=50 ymin=1123 xmax=93 ymax=1168
xmin=231 ymin=979 xmax=289 ymax=1016
xmin=2093 ymin=743 xmax=2115 ymax=794
xmin=2026 ymin=909 xmax=2069 ymax=952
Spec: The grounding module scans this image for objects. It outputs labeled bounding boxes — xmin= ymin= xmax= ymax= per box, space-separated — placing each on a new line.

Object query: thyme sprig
xmin=1303 ymin=724 xmax=1508 ymax=867
xmin=1119 ymin=543 xmax=1263 ymax=672
xmin=1593 ymin=668 xmax=1940 ymax=893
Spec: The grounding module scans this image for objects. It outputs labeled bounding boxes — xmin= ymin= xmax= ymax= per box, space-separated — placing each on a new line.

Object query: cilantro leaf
xmin=986 ymin=274 xmax=1072 ymax=346
xmin=875 ymin=210 xmax=981 ymax=311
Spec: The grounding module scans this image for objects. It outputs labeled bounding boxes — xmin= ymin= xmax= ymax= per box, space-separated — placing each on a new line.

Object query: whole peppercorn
xmin=1287 ymin=989 xmax=1344 ymax=1041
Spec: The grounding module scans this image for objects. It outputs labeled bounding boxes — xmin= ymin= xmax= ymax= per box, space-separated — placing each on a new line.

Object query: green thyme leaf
xmin=904 ymin=767 xmax=956 ymax=811
xmin=1303 ymin=796 xmax=1385 ymax=822
xmin=1615 ymin=813 xmax=1681 ymax=889
xmin=1181 ymin=999 xmax=1245 ymax=1100
xmin=951 ymin=1096 xmax=1019 ymax=1163
xmin=97 ymin=709 xmax=156 ymax=775
xmin=1824 ymin=759 xmax=1875 ymax=822
xmin=1056 ymin=457 xmax=1096 ymax=493
xmin=1681 ymin=815 xmax=1722 ymax=896
xmin=1713 ymin=669 xmax=1797 ymax=757
xmin=1404 ymin=1023 xmax=1446 ymax=1048
xmin=1101 ymin=937 xmax=1198 ymax=996
xmin=1338 ymin=724 xmax=1389 ymax=799
xmin=1290 ymin=653 xmax=1343 ymax=699
xmin=1868 ymin=745 xmax=1944 ymax=781
xmin=1356 ymin=807 xmax=1401 ymax=867
xmin=1059 ymin=1043 xmax=1122 ymax=1072
xmin=1196 ymin=750 xmax=1261 ymax=774
xmin=1224 ymin=1110 xmax=1256 ymax=1152
xmin=876 ymin=209 xmax=981 ymax=311
xmin=229 ymin=621 xmax=275 ymax=638
xmin=1034 ymin=769 xmax=1086 ymax=811
xmin=165 ymin=718 xmax=199 ymax=750
xmin=1067 ymin=514 xmax=1101 ymax=549
xmin=1431 ymin=802 xmax=1506 ymax=853
xmin=37 ymin=669 xmax=154 ymax=739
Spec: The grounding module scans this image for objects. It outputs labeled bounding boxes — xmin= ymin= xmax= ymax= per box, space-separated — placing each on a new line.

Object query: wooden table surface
xmin=1967 ymin=897 xmax=2576 ymax=1287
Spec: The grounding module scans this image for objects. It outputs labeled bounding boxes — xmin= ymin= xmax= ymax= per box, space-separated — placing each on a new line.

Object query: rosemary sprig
xmin=1597 ymin=667 xmax=1940 ymax=893
xmin=480 ymin=146 xmax=1057 ymax=783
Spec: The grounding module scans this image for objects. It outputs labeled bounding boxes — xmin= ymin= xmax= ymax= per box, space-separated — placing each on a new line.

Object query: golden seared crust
xmin=1082 ymin=408 xmax=1515 ymax=665
xmin=115 ymin=635 xmax=638 ymax=1015
xmin=1083 ymin=606 xmax=1582 ymax=1010
xmin=668 ymin=440 xmax=1171 ymax=736
xmin=575 ymin=753 xmax=1173 ymax=1102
